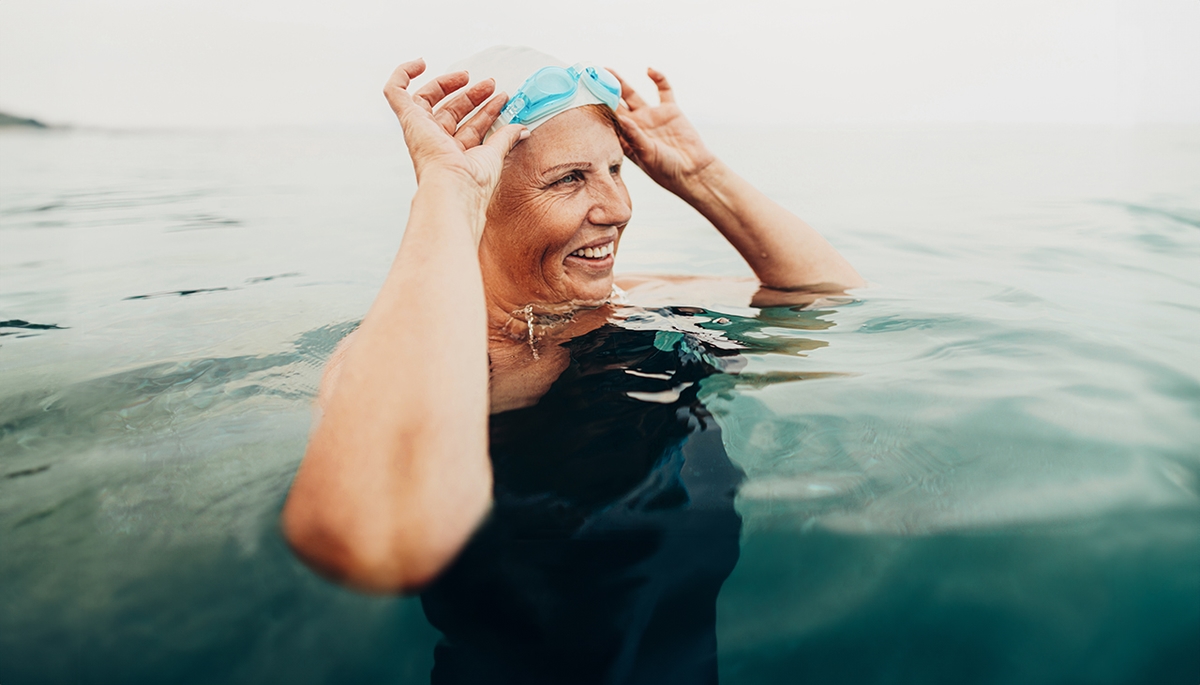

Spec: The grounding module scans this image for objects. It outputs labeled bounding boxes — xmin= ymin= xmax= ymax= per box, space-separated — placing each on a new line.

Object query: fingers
xmin=383 ymin=59 xmax=428 ymax=115
xmin=617 ymin=130 xmax=635 ymax=160
xmin=455 ymin=91 xmax=508 ymax=147
xmin=646 ymin=67 xmax=675 ymax=104
xmin=616 ymin=112 xmax=651 ymax=159
xmin=484 ymin=123 xmax=531 ymax=158
xmin=413 ymin=70 xmax=470 ymax=112
xmin=607 ymin=68 xmax=649 ymax=111
xmin=433 ymin=78 xmax=496 ymax=135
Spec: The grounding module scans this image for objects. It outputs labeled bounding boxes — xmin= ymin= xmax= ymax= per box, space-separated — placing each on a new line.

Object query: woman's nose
xmin=587 ymin=175 xmax=632 ymax=227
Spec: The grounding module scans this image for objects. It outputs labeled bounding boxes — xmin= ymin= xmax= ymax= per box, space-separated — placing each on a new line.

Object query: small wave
xmin=167 ymin=213 xmax=242 ymax=231
xmin=124 ymin=287 xmax=233 ymax=300
xmin=3 ymin=464 xmax=51 ymax=479
xmin=122 ymin=274 xmax=306 ymax=300
xmin=0 ymin=319 xmax=68 ymax=338
xmin=245 ymin=272 xmax=301 ymax=284
xmin=0 ymin=320 xmax=357 ymax=450
xmin=0 ymin=319 xmax=67 ymax=330
xmin=0 ymin=188 xmax=208 ymax=217
xmin=1099 ymin=201 xmax=1200 ymax=229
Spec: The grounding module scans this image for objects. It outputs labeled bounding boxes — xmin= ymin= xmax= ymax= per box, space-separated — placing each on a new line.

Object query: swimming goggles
xmin=498 ymin=64 xmax=622 ymax=127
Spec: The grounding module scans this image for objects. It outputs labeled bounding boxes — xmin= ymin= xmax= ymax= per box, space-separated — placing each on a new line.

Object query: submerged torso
xmin=420 ymin=311 xmax=746 ymax=685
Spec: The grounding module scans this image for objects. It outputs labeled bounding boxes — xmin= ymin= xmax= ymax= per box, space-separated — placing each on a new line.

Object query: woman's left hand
xmin=610 ymin=68 xmax=718 ymax=199
xmin=612 ymin=68 xmax=865 ymax=292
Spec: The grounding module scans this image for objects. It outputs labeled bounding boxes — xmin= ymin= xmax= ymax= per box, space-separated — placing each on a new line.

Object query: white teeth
xmin=570 ymin=241 xmax=614 ymax=259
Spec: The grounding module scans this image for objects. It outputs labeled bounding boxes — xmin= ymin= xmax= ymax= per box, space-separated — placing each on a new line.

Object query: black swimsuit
xmin=420 ymin=316 xmax=745 ymax=685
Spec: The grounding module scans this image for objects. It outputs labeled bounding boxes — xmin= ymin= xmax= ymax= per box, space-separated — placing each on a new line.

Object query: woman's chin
xmin=556 ymin=257 xmax=613 ymax=301
xmin=561 ymin=274 xmax=615 ymax=306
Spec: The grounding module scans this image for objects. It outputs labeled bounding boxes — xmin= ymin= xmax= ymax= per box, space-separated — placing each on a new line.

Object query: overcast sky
xmin=1 ymin=0 xmax=1197 ymax=129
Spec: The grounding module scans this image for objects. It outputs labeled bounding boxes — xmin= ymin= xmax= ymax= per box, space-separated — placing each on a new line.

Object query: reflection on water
xmin=1 ymin=126 xmax=1199 ymax=683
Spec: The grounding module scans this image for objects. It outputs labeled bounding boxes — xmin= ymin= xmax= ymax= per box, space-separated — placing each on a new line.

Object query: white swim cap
xmin=446 ymin=46 xmax=613 ymax=138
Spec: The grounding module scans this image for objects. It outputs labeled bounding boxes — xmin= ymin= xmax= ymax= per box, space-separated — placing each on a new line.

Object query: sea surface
xmin=2 ymin=124 xmax=1198 ymax=684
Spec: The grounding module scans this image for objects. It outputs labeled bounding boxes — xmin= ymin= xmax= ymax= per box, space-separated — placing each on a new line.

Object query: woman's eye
xmin=610 ymin=164 xmax=621 ymax=176
xmin=553 ymin=171 xmax=584 ymax=186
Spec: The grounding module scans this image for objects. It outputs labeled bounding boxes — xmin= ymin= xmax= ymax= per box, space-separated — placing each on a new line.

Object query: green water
xmin=2 ymin=125 xmax=1198 ymax=683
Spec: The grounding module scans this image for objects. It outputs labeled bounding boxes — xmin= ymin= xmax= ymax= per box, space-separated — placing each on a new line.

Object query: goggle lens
xmin=531 ymin=69 xmax=576 ymax=97
xmin=588 ymin=67 xmax=621 ymax=97
xmin=503 ymin=63 xmax=621 ymax=126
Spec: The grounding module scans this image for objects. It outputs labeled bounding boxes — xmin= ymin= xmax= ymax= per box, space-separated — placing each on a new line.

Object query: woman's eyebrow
xmin=540 ymin=162 xmax=593 ymax=177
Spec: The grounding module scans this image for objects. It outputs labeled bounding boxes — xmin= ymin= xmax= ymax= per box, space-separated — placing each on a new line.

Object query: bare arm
xmin=281 ymin=60 xmax=527 ymax=594
xmin=668 ymin=160 xmax=863 ymax=290
xmin=612 ymin=68 xmax=864 ymax=291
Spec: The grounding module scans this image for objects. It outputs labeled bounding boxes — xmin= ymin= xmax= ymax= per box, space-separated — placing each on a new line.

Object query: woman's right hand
xmin=383 ymin=58 xmax=528 ymax=198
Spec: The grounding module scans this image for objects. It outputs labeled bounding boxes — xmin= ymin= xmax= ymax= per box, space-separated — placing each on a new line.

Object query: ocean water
xmin=1 ymin=124 xmax=1198 ymax=684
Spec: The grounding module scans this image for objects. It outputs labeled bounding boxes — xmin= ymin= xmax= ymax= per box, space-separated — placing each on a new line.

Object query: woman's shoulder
xmin=615 ymin=274 xmax=759 ymax=309
xmin=616 ymin=273 xmax=852 ymax=309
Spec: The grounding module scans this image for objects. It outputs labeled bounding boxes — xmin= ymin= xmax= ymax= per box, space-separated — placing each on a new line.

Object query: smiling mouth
xmin=568 ymin=241 xmax=615 ymax=260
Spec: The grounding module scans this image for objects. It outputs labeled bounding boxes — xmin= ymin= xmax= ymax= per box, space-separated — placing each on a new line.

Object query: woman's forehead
xmin=520 ymin=110 xmax=622 ymax=169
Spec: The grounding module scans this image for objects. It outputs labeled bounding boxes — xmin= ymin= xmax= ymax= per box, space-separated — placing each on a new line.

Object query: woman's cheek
xmin=535 ymin=203 xmax=579 ymax=253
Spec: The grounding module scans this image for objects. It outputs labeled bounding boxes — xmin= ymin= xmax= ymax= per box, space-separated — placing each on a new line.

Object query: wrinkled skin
xmin=479 ymin=108 xmax=632 ymax=316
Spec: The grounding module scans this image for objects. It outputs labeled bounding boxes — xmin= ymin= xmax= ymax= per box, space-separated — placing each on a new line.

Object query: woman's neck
xmin=483 ymin=303 xmax=607 ymax=414
xmin=485 ymin=292 xmax=614 ymax=357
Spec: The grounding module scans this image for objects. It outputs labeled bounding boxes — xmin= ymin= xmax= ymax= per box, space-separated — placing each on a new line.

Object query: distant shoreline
xmin=0 ymin=112 xmax=50 ymax=128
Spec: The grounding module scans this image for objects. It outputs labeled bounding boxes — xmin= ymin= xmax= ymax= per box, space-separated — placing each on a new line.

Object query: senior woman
xmin=283 ymin=46 xmax=862 ymax=684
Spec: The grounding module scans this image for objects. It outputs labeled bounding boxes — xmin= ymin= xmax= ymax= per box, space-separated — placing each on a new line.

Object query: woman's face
xmin=480 ymin=107 xmax=632 ymax=311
